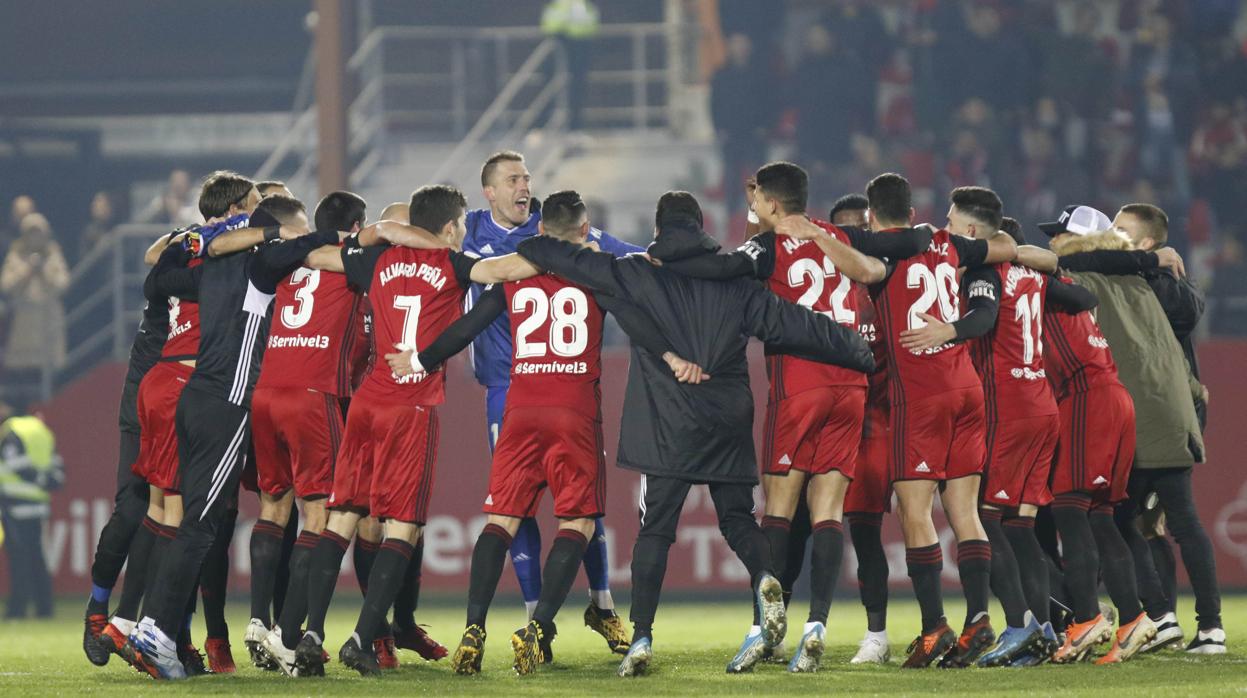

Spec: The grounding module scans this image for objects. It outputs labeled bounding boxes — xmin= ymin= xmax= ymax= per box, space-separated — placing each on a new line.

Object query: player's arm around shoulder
xmin=777 ymin=215 xmax=886 ymax=284
xmin=982 ymin=231 xmax=1018 ymax=265
xmin=468 ymin=253 xmax=541 ymax=284
xmin=361 ymin=220 xmax=451 ymax=250
xmin=1015 ymin=244 xmax=1058 ymax=274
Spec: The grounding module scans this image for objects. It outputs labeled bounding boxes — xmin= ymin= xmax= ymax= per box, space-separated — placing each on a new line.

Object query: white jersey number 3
xmin=512 ymin=286 xmax=589 ymax=359
xmin=280 ymin=268 xmax=321 ymax=329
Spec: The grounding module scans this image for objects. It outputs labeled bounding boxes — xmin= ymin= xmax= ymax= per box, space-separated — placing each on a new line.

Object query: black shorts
xmin=175 ymin=387 xmax=251 ymax=523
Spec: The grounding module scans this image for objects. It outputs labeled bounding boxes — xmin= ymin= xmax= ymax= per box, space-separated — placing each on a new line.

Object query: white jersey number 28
xmin=512 ymin=286 xmax=589 ymax=358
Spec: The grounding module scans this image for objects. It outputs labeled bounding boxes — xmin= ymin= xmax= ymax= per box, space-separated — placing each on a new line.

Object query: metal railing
xmin=46 ymin=225 xmax=178 ymax=399
xmin=250 ymin=21 xmax=680 ymax=197
xmin=425 ymin=37 xmax=569 ymax=186
xmin=31 ymin=18 xmax=691 ymax=402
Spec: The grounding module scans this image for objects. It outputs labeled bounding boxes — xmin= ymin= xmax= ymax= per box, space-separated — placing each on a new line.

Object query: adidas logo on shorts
xmin=778 ymin=454 xmax=792 ymax=466
xmin=915 ymin=462 xmax=931 ymax=473
xmin=485 ymin=494 xmax=494 ymax=505
xmin=1093 ymin=476 xmax=1108 ymax=485
xmin=994 ymin=489 xmax=1009 ymax=500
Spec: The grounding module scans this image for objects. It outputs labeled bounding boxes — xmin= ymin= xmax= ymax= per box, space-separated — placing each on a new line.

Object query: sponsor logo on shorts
xmin=778 ymin=454 xmax=792 ymax=466
xmin=1093 ymin=476 xmax=1108 ymax=485
xmin=915 ymin=461 xmax=931 ymax=473
xmin=1010 ymin=366 xmax=1047 ymax=381
xmin=485 ymin=494 xmax=493 ymax=505
xmin=1088 ymin=335 xmax=1109 ymax=349
xmin=994 ymin=489 xmax=1009 ymax=500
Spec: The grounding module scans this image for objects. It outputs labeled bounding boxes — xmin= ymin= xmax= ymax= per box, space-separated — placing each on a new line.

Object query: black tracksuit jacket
xmin=515 ymin=219 xmax=875 ymax=485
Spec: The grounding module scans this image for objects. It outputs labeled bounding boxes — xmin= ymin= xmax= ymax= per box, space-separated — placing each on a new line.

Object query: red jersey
xmin=162 ymin=296 xmax=200 ymax=359
xmin=1043 ymin=302 xmax=1121 ymax=401
xmin=504 ymin=274 xmax=605 ymax=417
xmin=160 ymin=258 xmax=201 ymax=360
xmin=968 ymin=262 xmax=1058 ymax=421
xmin=856 ymin=284 xmax=889 ymax=410
xmin=873 ymin=228 xmax=988 ymax=404
xmin=256 ymin=265 xmax=368 ymax=396
xmin=747 ymin=221 xmax=867 ymax=399
xmin=341 ymin=245 xmax=476 ymax=406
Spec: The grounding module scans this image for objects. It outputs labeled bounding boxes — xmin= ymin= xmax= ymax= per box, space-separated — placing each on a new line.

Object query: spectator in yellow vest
xmin=542 ymin=0 xmax=599 ymax=130
xmin=0 ymin=402 xmax=63 ymax=619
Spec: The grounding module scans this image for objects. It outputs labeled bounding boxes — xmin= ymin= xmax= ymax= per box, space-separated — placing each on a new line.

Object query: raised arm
xmin=516 ymin=236 xmax=629 ymax=298
xmin=1060 ymin=247 xmax=1184 ymax=278
xmin=951 ymin=231 xmax=1017 ymax=268
xmin=983 ymin=232 xmax=1018 ymax=265
xmin=469 ymin=253 xmax=541 ymax=284
xmin=144 ymin=243 xmax=201 ymax=302
xmin=143 ymin=230 xmax=186 ymax=266
xmin=250 ymin=230 xmax=342 ymax=293
xmin=593 ymin=229 xmax=645 ymax=256
xmin=841 ymin=224 xmax=933 ymax=262
xmin=362 ymin=220 xmax=451 ymax=250
xmin=741 ymin=284 xmax=875 ymax=374
xmin=305 ymin=245 xmax=345 ymax=273
xmin=777 ymin=216 xmax=886 ymax=284
xmin=208 ymin=224 xmax=306 ymax=257
xmin=1015 ymin=245 xmax=1058 ymax=274
xmin=660 ymin=234 xmax=770 ymax=281
xmin=1045 ymin=275 xmax=1098 ymax=314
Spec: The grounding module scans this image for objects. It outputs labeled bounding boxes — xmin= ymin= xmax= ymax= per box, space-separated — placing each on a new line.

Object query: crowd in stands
xmin=706 ymin=0 xmax=1247 ymax=334
xmin=0 ymin=168 xmax=203 ymax=392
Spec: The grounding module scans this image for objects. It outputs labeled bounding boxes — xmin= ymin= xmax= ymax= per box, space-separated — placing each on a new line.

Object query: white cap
xmin=1039 ymin=205 xmax=1112 ymax=237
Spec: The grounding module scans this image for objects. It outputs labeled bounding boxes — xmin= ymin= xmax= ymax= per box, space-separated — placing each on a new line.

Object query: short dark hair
xmin=480 ymin=150 xmax=525 ymax=187
xmin=540 ymin=190 xmax=588 ymax=239
xmin=252 ymin=194 xmax=306 ymax=227
xmin=256 ymin=180 xmax=288 ymax=196
xmin=314 ymin=191 xmax=367 ymax=232
xmin=198 ymin=170 xmax=255 ymax=220
xmin=1119 ymin=203 xmax=1168 ymax=245
xmin=754 ymin=161 xmax=808 ymax=214
xmin=865 ymin=172 xmax=912 ymax=224
xmin=829 ymin=193 xmax=869 ymax=221
xmin=999 ymin=216 xmax=1026 ymax=245
xmin=654 ymin=191 xmax=703 ymax=230
xmin=950 ymin=186 xmax=1003 ymax=230
xmin=409 ymin=184 xmax=467 ymax=232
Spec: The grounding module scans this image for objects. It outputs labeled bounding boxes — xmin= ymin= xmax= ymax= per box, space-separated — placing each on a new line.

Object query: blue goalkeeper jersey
xmin=462 ymin=207 xmax=643 ymax=387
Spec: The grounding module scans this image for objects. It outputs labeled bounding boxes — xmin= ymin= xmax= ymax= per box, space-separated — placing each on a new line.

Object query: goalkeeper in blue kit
xmin=463 ymin=151 xmax=641 ymax=654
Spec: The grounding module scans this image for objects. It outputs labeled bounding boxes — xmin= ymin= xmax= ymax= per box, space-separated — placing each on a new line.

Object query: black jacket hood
xmin=647 ymin=216 xmax=721 ymax=262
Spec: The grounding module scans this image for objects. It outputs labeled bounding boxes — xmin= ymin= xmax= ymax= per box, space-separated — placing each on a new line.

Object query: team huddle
xmin=77 ymin=149 xmax=1223 ymax=681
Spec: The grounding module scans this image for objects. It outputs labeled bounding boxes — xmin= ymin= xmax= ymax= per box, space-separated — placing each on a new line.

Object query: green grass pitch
xmin=2 ymin=595 xmax=1243 ymax=696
